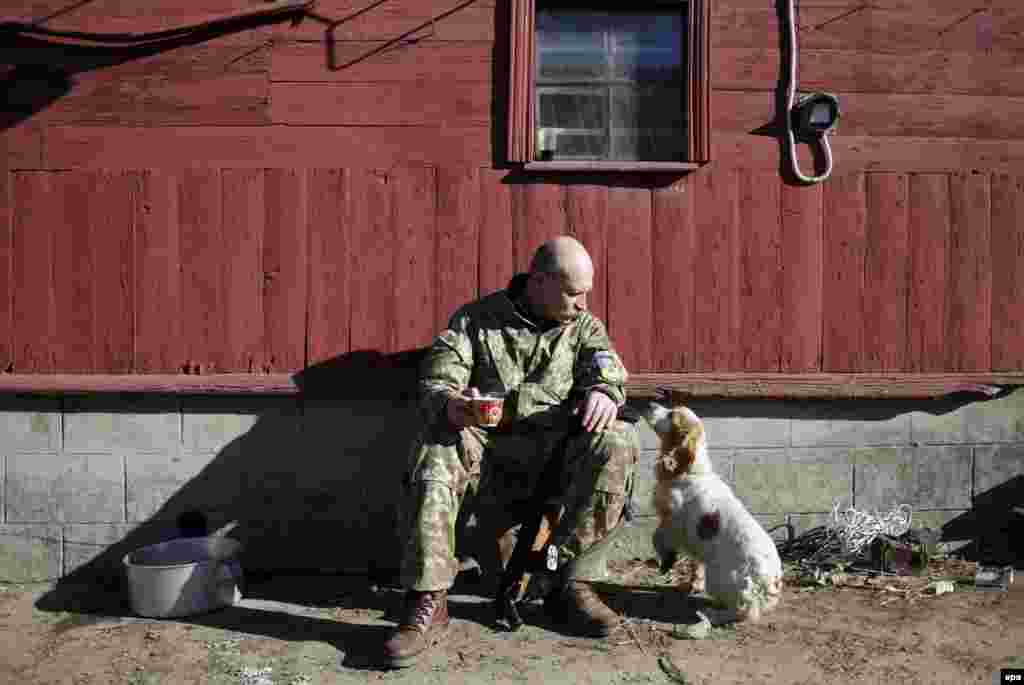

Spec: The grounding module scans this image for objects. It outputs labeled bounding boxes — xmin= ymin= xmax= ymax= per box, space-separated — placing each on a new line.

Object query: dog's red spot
xmin=698 ymin=511 xmax=720 ymax=540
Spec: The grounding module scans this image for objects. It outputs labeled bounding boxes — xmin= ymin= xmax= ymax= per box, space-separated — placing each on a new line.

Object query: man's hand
xmin=576 ymin=390 xmax=617 ymax=433
xmin=446 ymin=387 xmax=481 ymax=429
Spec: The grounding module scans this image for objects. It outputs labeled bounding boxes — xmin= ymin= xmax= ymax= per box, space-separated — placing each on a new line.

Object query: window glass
xmin=610 ymin=13 xmax=683 ymax=82
xmin=611 ymin=85 xmax=685 ymax=161
xmin=536 ymin=11 xmax=606 ymax=81
xmin=534 ymin=6 xmax=687 ymax=162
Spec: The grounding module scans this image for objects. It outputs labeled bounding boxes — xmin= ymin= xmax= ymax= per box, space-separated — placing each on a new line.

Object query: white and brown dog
xmin=642 ymin=402 xmax=783 ymax=624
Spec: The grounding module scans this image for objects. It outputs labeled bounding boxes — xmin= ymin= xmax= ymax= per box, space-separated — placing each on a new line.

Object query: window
xmin=508 ymin=0 xmax=709 ymax=170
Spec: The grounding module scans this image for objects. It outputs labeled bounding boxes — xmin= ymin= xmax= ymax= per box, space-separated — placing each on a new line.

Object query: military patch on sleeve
xmin=592 ymin=350 xmax=621 ymax=381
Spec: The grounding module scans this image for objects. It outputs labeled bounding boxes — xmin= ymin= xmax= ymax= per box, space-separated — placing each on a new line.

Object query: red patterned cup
xmin=472 ymin=396 xmax=505 ymax=427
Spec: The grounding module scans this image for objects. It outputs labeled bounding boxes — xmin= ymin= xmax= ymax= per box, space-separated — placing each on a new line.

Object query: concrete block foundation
xmin=0 ymin=389 xmax=1021 ymax=584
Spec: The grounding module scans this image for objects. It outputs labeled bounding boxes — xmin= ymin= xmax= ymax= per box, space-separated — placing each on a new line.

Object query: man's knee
xmin=407 ymin=428 xmax=482 ymax=496
xmin=573 ymin=419 xmax=639 ymax=495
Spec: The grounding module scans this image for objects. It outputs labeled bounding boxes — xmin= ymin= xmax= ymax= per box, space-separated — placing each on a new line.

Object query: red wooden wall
xmin=1 ymin=0 xmax=1023 ymax=375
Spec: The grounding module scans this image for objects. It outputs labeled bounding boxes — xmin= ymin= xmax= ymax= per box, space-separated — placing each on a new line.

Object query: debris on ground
xmin=925 ymin=580 xmax=955 ymax=595
xmin=975 ymin=565 xmax=1015 ymax=591
xmin=768 ymin=500 xmax=1017 ymax=605
xmin=239 ymin=666 xmax=274 ymax=685
xmin=670 ymin=611 xmax=711 ymax=640
xmin=658 ymin=654 xmax=689 ymax=684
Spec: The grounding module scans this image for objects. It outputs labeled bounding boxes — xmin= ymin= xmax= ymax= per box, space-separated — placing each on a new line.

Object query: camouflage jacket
xmin=418 ymin=274 xmax=628 ymax=429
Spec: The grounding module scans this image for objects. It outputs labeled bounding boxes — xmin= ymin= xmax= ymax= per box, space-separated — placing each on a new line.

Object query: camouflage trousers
xmin=398 ymin=419 xmax=640 ymax=592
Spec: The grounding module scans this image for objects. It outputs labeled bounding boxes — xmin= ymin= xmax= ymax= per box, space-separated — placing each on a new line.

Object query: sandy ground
xmin=2 ymin=559 xmax=1022 ymax=685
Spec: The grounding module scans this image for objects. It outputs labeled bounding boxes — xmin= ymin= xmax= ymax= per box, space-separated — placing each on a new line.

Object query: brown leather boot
xmin=545 ymin=580 xmax=620 ymax=637
xmin=382 ymin=590 xmax=449 ymax=668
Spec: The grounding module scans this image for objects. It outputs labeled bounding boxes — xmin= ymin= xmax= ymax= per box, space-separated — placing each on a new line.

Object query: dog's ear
xmin=641 ymin=401 xmax=672 ymax=435
xmin=684 ymin=423 xmax=705 ymax=459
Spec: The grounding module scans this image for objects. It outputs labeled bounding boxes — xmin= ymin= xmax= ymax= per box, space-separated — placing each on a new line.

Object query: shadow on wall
xmin=34 ymin=349 xmax=432 ymax=616
xmin=943 ymin=474 xmax=1023 ymax=567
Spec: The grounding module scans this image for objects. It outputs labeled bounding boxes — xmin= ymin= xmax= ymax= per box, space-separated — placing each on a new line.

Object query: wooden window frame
xmin=508 ymin=0 xmax=710 ymax=171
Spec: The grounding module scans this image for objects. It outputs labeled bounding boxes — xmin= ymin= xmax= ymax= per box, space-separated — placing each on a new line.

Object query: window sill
xmin=521 ymin=161 xmax=703 ymax=173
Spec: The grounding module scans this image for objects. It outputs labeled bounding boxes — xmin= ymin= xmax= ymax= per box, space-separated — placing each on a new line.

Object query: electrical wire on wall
xmin=785 ymin=0 xmax=841 ymax=184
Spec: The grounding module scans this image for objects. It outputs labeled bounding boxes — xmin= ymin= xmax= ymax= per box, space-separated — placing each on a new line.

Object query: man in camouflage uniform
xmin=383 ymin=236 xmax=640 ymax=668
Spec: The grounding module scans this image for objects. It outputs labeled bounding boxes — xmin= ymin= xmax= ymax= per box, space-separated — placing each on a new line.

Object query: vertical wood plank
xmin=348 ymin=168 xmax=394 ymax=353
xmin=606 ymin=187 xmax=652 ymax=371
xmin=651 ymin=178 xmax=696 ymax=370
xmin=780 ymin=183 xmax=823 ymax=371
xmin=263 ymin=168 xmax=308 ymax=372
xmin=947 ymin=173 xmax=992 ymax=371
xmin=90 ymin=170 xmax=136 ymax=372
xmin=0 ymin=156 xmax=10 ymax=370
xmin=991 ymin=174 xmax=1024 ymax=370
xmin=221 ymin=168 xmax=265 ymax=372
xmin=478 ymin=168 xmax=515 ymax=298
xmin=55 ymin=172 xmax=93 ymax=372
xmin=12 ymin=172 xmax=57 ymax=372
xmin=907 ymin=174 xmax=950 ymax=372
xmin=307 ymin=168 xmax=350 ymax=366
xmin=394 ymin=165 xmax=437 ymax=350
xmin=435 ymin=166 xmax=477 ymax=333
xmin=180 ymin=168 xmax=224 ymax=373
xmin=738 ymin=169 xmax=782 ymax=370
xmin=565 ymin=184 xmax=609 ymax=327
xmin=513 ymin=182 xmax=565 ymax=273
xmin=863 ymin=173 xmax=909 ymax=371
xmin=693 ymin=167 xmax=740 ymax=370
xmin=135 ymin=169 xmax=182 ymax=373
xmin=822 ymin=172 xmax=867 ymax=372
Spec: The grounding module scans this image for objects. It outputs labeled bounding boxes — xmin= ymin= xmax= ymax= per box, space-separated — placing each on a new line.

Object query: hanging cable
xmin=784 ymin=0 xmax=839 ymax=184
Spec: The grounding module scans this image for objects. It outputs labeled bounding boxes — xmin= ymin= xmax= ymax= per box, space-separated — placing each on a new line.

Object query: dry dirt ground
xmin=2 ymin=559 xmax=1022 ymax=685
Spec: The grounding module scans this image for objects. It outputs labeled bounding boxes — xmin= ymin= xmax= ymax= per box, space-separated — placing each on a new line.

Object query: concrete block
xmin=0 ymin=524 xmax=61 ymax=582
xmin=62 ymin=523 xmax=136 ymax=579
xmin=626 ymin=400 xmax=790 ymax=449
xmin=635 ymin=419 xmax=660 ymax=452
xmin=790 ymin=402 xmax=910 ymax=447
xmin=853 ymin=446 xmax=971 ymax=511
xmin=236 ymin=517 xmax=401 ymax=575
xmin=632 ymin=448 xmax=735 ymax=518
xmin=64 ymin=396 xmax=180 ymax=452
xmin=183 ymin=397 xmax=299 ymax=453
xmin=734 ymin=448 xmax=853 ymax=515
xmin=126 ymin=451 xmax=230 ymax=522
xmin=907 ymin=509 xmax=967 ymax=533
xmin=963 ymin=389 xmax=1024 ymax=443
xmin=754 ymin=513 xmax=789 ymax=543
xmin=910 ymin=405 xmax=967 ymax=445
xmin=786 ymin=512 xmax=833 ymax=539
xmin=973 ymin=444 xmax=1024 ymax=496
xmin=0 ymin=398 xmax=60 ymax=450
xmin=7 ymin=452 xmax=123 ymax=523
xmin=299 ymin=400 xmax=421 ymax=507
xmin=702 ymin=413 xmax=790 ymax=449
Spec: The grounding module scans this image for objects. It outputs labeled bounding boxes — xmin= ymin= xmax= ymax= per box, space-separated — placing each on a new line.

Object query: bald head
xmin=525 ymin=236 xmax=594 ymax=323
xmin=529 ymin=236 xmax=593 ymax=279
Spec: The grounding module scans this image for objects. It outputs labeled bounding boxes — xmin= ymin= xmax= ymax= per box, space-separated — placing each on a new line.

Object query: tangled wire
xmin=829 ymin=502 xmax=913 ymax=557
xmin=778 ymin=501 xmax=914 ymax=567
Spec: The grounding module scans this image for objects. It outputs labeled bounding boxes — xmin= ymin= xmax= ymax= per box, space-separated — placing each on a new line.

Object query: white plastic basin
xmin=123 ymin=536 xmax=243 ymax=618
